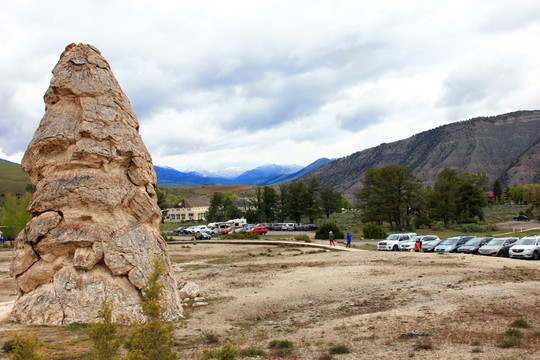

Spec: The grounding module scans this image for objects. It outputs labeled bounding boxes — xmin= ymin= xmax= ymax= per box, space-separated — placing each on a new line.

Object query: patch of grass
xmin=294 ymin=234 xmax=310 ymax=242
xmin=268 ymin=340 xmax=294 ymax=356
xmin=510 ymin=317 xmax=530 ymax=329
xmin=202 ymin=330 xmax=220 ymax=344
xmin=413 ymin=338 xmax=433 ymax=350
xmin=240 ymin=346 xmax=265 ymax=357
xmin=499 ymin=328 xmax=524 ymax=348
xmin=182 ymin=264 xmax=211 ymax=271
xmin=329 ymin=344 xmax=350 ymax=354
xmin=67 ymin=323 xmax=89 ymax=332
xmin=471 ymin=347 xmax=483 ymax=353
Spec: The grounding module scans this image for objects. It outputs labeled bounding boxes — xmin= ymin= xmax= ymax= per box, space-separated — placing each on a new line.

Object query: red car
xmin=246 ymin=225 xmax=267 ymax=235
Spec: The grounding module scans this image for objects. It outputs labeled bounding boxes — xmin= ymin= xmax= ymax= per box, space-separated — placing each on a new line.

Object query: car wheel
xmin=497 ymin=251 xmax=504 ymax=257
xmin=533 ymin=251 xmax=539 ymax=260
xmin=392 ymin=245 xmax=398 ymax=251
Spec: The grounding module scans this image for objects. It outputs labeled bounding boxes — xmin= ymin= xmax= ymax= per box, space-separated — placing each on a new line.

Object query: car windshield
xmin=423 ymin=240 xmax=438 ymax=246
xmin=463 ymin=238 xmax=481 ymax=246
xmin=486 ymin=239 xmax=504 ymax=246
xmin=515 ymin=238 xmax=537 ymax=245
xmin=440 ymin=238 xmax=459 ymax=245
xmin=386 ymin=235 xmax=400 ymax=240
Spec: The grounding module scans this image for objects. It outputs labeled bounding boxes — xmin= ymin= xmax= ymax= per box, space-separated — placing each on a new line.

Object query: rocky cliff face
xmin=302 ymin=110 xmax=540 ymax=200
xmin=10 ymin=43 xmax=182 ymax=325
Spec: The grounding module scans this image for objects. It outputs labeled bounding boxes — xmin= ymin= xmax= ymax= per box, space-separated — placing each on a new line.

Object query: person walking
xmin=329 ymin=231 xmax=335 ymax=246
xmin=346 ymin=232 xmax=352 ymax=248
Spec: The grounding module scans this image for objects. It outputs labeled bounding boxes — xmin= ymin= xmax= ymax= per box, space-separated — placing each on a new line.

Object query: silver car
xmin=478 ymin=237 xmax=518 ymax=257
xmin=509 ymin=235 xmax=540 ymax=260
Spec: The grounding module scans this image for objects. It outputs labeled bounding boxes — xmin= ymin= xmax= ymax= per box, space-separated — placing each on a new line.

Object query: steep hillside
xmin=301 ymin=110 xmax=540 ymax=199
xmin=0 ymin=160 xmax=32 ymax=204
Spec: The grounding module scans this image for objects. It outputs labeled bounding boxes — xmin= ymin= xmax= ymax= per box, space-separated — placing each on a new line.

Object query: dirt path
xmin=1 ymin=241 xmax=539 ymax=359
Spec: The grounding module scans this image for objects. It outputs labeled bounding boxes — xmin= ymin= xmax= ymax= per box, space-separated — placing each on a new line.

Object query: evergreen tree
xmin=303 ymin=177 xmax=322 ymax=223
xmin=88 ymin=298 xmax=122 ymax=360
xmin=493 ymin=179 xmax=503 ymax=204
xmin=356 ymin=165 xmax=420 ymax=231
xmin=320 ymin=186 xmax=342 ymax=219
xmin=124 ymin=258 xmax=176 ymax=360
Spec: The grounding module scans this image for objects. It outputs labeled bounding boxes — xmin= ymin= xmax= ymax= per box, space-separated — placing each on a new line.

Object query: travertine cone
xmin=10 ymin=43 xmax=183 ymax=325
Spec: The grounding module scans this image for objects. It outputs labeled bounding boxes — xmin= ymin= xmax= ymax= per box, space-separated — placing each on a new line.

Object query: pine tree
xmin=124 ymin=258 xmax=176 ymax=360
xmin=88 ymin=298 xmax=122 ymax=360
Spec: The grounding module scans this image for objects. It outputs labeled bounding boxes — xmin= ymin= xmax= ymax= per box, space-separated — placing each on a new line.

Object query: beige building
xmin=164 ymin=198 xmax=211 ymax=222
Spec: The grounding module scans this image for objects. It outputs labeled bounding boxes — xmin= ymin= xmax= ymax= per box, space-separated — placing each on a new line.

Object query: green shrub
xmin=124 ymin=258 xmax=176 ymax=360
xmin=315 ymin=223 xmax=344 ymax=240
xmin=362 ymin=223 xmax=387 ymax=239
xmin=510 ymin=318 xmax=530 ymax=329
xmin=217 ymin=343 xmax=238 ymax=360
xmin=88 ymin=298 xmax=122 ymax=360
xmin=499 ymin=328 xmax=524 ymax=348
xmin=294 ymin=234 xmax=310 ymax=242
xmin=4 ymin=330 xmax=43 ymax=360
xmin=268 ymin=340 xmax=294 ymax=356
xmin=240 ymin=346 xmax=265 ymax=357
xmin=329 ymin=345 xmax=350 ymax=354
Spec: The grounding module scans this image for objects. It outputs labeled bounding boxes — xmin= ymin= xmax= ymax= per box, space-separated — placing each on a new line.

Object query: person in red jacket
xmin=414 ymin=239 xmax=421 ymax=252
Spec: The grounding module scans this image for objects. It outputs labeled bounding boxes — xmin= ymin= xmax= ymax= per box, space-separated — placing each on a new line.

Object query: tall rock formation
xmin=10 ymin=43 xmax=183 ymax=325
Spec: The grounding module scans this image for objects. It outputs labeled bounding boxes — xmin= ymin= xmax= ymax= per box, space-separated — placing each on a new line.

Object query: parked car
xmin=399 ymin=235 xmax=440 ymax=251
xmin=509 ymin=235 xmax=540 ymax=260
xmin=478 ymin=237 xmax=518 ymax=257
xmin=434 ymin=235 xmax=475 ymax=253
xmin=421 ymin=239 xmax=443 ymax=252
xmin=513 ymin=215 xmax=529 ymax=221
xmin=206 ymin=226 xmax=220 ymax=235
xmin=377 ymin=233 xmax=417 ymax=251
xmin=457 ymin=237 xmax=493 ymax=254
xmin=246 ymin=225 xmax=268 ymax=235
xmin=282 ymin=223 xmax=295 ymax=231
xmin=173 ymin=226 xmax=186 ymax=234
xmin=194 ymin=231 xmax=211 ymax=240
xmin=304 ymin=224 xmax=320 ymax=231
xmin=237 ymin=225 xmax=254 ymax=234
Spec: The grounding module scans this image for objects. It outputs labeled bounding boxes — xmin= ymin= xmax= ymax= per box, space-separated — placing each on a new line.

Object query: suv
xmin=398 ymin=235 xmax=439 ymax=251
xmin=434 ymin=235 xmax=475 ymax=253
xmin=509 ymin=235 xmax=540 ymax=260
xmin=377 ymin=233 xmax=417 ymax=251
xmin=513 ymin=215 xmax=529 ymax=221
xmin=478 ymin=237 xmax=518 ymax=257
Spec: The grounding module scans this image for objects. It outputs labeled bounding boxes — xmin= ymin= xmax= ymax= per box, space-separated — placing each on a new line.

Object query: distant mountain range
xmin=2 ymin=110 xmax=538 ymax=196
xmin=299 ymin=110 xmax=540 ymax=200
xmin=155 ymin=160 xmax=332 ymax=187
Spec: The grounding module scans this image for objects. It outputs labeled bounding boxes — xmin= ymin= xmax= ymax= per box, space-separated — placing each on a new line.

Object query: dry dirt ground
xmin=0 ymin=239 xmax=539 ymax=360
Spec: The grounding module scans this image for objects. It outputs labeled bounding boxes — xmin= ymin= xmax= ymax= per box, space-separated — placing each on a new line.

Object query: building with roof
xmin=164 ymin=198 xmax=211 ymax=222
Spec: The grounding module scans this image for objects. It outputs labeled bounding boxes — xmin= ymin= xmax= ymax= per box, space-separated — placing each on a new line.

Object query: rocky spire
xmin=10 ymin=43 xmax=183 ymax=325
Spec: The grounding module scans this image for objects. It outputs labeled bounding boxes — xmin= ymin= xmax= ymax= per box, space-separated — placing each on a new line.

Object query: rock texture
xmin=10 ymin=43 xmax=182 ymax=325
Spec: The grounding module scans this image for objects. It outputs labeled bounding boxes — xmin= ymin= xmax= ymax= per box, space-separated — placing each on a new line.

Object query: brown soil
xmin=1 ymin=241 xmax=539 ymax=359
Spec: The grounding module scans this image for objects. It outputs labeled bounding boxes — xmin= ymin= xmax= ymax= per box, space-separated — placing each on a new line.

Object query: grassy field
xmin=0 ymin=161 xmax=32 ymax=206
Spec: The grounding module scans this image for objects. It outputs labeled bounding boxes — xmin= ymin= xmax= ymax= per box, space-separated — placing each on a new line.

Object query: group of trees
xmin=205 ymin=178 xmax=344 ymax=224
xmin=356 ymin=165 xmax=490 ymax=231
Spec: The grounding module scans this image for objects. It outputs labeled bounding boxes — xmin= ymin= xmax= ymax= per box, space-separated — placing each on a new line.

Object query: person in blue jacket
xmin=346 ymin=232 xmax=352 ymax=248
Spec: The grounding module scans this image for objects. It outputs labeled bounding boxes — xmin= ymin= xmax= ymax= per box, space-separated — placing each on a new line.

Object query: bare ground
xmin=1 ymin=240 xmax=539 ymax=359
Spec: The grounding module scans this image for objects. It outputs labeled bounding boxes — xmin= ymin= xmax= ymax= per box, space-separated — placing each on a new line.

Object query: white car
xmin=184 ymin=225 xmax=208 ymax=234
xmin=377 ymin=233 xmax=417 ymax=251
xmin=509 ymin=235 xmax=540 ymax=260
xmin=398 ymin=235 xmax=440 ymax=251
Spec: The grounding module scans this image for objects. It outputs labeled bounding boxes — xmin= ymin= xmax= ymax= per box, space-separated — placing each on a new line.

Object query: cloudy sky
xmin=1 ymin=1 xmax=539 ymax=175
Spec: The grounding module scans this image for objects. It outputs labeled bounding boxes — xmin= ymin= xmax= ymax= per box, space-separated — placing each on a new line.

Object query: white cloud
xmin=1 ymin=0 xmax=539 ymax=173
